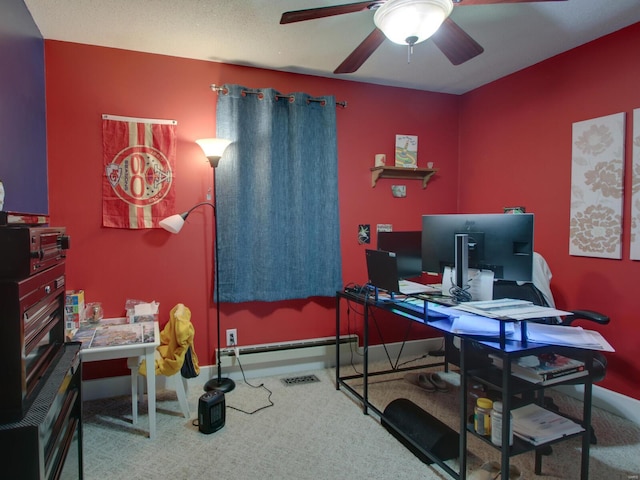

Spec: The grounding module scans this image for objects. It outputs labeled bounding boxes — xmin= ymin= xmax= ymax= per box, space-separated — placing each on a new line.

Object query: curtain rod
xmin=210 ymin=84 xmax=347 ymax=108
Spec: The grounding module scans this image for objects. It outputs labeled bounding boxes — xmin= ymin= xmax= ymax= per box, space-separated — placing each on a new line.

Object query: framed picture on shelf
xmin=395 ymin=134 xmax=418 ymax=168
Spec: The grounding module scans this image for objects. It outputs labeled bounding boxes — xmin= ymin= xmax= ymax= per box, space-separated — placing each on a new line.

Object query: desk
xmin=335 ymin=291 xmax=593 ymax=480
xmin=72 ymin=317 xmax=160 ymax=439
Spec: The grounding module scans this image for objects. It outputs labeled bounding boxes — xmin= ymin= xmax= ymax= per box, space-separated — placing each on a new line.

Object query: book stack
xmin=489 ymin=352 xmax=587 ymax=386
xmin=511 ymin=403 xmax=584 ymax=446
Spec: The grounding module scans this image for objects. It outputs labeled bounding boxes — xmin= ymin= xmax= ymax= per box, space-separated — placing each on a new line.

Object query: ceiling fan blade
xmin=431 ymin=18 xmax=484 ymax=65
xmin=334 ymin=28 xmax=386 ymax=74
xmin=280 ymin=1 xmax=384 ymax=24
xmin=452 ymin=0 xmax=566 ymax=5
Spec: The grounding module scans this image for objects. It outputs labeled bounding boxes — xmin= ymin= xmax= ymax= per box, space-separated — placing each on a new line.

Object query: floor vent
xmin=281 ymin=374 xmax=320 ymax=386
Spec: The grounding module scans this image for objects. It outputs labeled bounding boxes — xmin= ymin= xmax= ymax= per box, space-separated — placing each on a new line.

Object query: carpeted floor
xmin=81 ymin=362 xmax=640 ymax=480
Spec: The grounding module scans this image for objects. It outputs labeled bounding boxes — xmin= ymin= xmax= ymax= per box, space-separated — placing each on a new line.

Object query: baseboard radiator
xmin=217 ymin=335 xmax=359 ymax=376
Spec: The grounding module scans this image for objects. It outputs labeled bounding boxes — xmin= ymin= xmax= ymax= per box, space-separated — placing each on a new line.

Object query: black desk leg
xmin=459 ymin=339 xmax=467 ymax=480
xmin=501 ymin=356 xmax=512 ymax=480
xmin=335 ymin=294 xmax=341 ymax=391
xmin=363 ymin=302 xmax=369 ymax=415
xmin=581 ymin=353 xmax=593 ymax=480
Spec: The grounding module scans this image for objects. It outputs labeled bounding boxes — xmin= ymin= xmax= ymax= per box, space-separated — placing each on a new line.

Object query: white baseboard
xmin=81 ymin=337 xmax=441 ymax=400
xmin=81 ymin=336 xmax=640 ymax=427
xmin=216 ymin=336 xmax=444 ymax=381
xmin=217 ymin=334 xmax=360 ymax=380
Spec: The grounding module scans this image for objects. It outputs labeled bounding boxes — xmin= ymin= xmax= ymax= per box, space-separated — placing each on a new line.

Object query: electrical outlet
xmin=226 ymin=328 xmax=237 ymax=347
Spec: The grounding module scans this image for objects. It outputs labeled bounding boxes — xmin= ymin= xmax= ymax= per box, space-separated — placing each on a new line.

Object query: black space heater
xmin=198 ymin=390 xmax=225 ymax=434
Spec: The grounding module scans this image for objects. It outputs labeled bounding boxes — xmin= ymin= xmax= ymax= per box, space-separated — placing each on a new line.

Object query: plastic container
xmin=491 ymin=401 xmax=513 ymax=446
xmin=84 ymin=302 xmax=104 ymax=324
xmin=474 ymin=397 xmax=493 ymax=436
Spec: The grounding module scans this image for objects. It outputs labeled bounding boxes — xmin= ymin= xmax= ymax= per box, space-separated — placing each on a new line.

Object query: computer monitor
xmin=377 ymin=231 xmax=422 ymax=280
xmin=421 ymin=213 xmax=534 ymax=282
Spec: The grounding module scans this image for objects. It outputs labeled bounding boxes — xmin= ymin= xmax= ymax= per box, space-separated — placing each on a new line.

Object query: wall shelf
xmin=370 ymin=166 xmax=437 ymax=189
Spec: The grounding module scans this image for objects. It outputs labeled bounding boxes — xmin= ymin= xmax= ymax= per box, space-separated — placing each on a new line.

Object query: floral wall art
xmin=631 ymin=108 xmax=640 ymax=260
xmin=570 ymin=112 xmax=625 ymax=259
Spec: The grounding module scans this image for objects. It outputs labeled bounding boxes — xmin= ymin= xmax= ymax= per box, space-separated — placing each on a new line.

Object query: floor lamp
xmin=159 ymin=138 xmax=235 ymax=393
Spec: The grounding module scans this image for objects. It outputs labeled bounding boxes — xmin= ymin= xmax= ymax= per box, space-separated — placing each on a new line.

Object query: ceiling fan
xmin=280 ymin=0 xmax=567 ymax=74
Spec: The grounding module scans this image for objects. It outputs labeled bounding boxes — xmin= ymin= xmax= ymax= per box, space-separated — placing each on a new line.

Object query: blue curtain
xmin=215 ymin=84 xmax=342 ymax=302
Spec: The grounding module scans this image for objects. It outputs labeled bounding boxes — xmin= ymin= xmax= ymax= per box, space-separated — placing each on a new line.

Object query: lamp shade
xmin=374 ymin=0 xmax=453 ymax=46
xmin=159 ymin=213 xmax=186 ymax=234
xmin=159 ymin=202 xmax=214 ymax=234
xmin=195 ymin=138 xmax=232 ymax=168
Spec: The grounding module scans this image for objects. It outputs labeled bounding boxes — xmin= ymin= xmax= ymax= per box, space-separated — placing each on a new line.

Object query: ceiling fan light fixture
xmin=374 ymin=0 xmax=454 ymax=46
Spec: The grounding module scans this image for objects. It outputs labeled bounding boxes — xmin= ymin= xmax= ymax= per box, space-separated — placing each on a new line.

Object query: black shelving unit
xmin=460 ymin=340 xmax=593 ymax=480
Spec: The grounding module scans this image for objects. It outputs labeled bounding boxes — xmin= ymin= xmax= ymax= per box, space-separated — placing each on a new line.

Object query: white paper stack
xmin=453 ymin=298 xmax=572 ymax=320
xmin=525 ymin=323 xmax=614 ymax=351
xmin=450 ymin=315 xmax=515 ymax=336
xmin=511 ymin=403 xmax=584 ymax=445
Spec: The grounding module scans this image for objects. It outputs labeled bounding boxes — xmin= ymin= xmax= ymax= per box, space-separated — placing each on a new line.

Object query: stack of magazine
xmin=512 ymin=403 xmax=584 ymax=446
xmin=489 ymin=353 xmax=587 ymax=385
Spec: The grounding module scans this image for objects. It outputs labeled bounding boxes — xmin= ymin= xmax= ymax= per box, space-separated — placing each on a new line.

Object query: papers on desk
xmin=72 ymin=319 xmax=156 ymax=348
xmin=406 ymin=301 xmax=515 ymax=336
xmin=398 ymin=279 xmax=438 ymax=294
xmin=381 ymin=296 xmax=614 ymax=349
xmin=452 ymin=299 xmax=572 ymax=321
xmin=525 ymin=323 xmax=614 ymax=352
xmin=449 ymin=315 xmax=516 ymax=337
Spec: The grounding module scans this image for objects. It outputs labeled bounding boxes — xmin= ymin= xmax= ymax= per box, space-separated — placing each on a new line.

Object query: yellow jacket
xmin=140 ymin=303 xmax=200 ymax=377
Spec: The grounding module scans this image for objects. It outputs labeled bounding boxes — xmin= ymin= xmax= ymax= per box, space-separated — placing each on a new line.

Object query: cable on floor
xmin=226 ymin=352 xmax=274 ymax=415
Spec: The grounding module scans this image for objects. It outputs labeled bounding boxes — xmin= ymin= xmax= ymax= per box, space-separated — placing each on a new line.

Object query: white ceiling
xmin=24 ymin=0 xmax=640 ymax=95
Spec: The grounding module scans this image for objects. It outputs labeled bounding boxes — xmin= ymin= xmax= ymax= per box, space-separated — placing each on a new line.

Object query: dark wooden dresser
xmin=0 ymin=217 xmax=82 ymax=479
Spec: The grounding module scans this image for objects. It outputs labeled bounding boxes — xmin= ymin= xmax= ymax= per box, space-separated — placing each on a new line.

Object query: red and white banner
xmin=102 ymin=114 xmax=177 ymax=229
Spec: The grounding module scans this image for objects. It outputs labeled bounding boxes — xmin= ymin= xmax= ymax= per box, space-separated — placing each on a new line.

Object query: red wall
xmin=45 ymin=41 xmax=458 ymax=378
xmin=46 ymin=22 xmax=640 ymax=401
xmin=459 ymin=23 xmax=640 ymax=399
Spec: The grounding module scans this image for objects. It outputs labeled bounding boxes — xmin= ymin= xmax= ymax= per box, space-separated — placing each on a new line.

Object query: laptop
xmin=365 ymin=249 xmax=434 ymax=295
